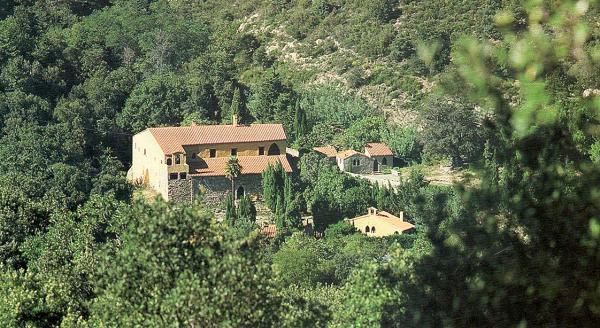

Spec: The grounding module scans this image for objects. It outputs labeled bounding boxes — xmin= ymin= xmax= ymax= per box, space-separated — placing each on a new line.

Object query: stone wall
xmin=343 ymin=156 xmax=374 ymax=174
xmin=192 ymin=174 xmax=263 ymax=206
xmin=168 ymin=178 xmax=193 ymax=203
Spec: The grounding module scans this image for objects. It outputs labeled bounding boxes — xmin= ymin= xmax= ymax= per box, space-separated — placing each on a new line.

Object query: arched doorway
xmin=373 ymin=160 xmax=379 ymax=172
xmin=236 ymin=186 xmax=245 ymax=199
xmin=268 ymin=143 xmax=281 ymax=155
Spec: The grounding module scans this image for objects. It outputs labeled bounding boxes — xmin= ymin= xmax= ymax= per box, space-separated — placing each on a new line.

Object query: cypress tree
xmin=293 ymin=99 xmax=307 ymax=144
xmin=225 ymin=194 xmax=237 ymax=224
xmin=238 ymin=195 xmax=257 ymax=222
xmin=262 ymin=164 xmax=277 ymax=211
xmin=230 ymin=87 xmax=251 ymax=124
xmin=275 ymin=194 xmax=285 ymax=230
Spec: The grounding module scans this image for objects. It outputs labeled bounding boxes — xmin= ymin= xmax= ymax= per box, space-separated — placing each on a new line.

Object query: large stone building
xmin=314 ymin=143 xmax=394 ymax=174
xmin=127 ymin=118 xmax=292 ymax=203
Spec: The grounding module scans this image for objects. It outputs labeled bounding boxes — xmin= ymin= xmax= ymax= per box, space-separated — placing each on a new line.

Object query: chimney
xmin=232 ymin=114 xmax=238 ymax=126
xmin=399 ymin=211 xmax=404 ymax=221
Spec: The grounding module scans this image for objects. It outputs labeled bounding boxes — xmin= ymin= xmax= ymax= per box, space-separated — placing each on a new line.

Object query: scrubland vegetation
xmin=1 ymin=0 xmax=600 ymax=327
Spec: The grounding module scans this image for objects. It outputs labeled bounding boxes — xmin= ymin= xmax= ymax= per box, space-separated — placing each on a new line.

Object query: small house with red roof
xmin=313 ymin=142 xmax=393 ymax=174
xmin=127 ymin=115 xmax=292 ymax=203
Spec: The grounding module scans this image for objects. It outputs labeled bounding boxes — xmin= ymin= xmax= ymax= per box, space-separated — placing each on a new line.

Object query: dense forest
xmin=1 ymin=0 xmax=599 ymax=327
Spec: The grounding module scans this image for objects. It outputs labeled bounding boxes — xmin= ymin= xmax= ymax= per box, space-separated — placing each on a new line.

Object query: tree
xmin=88 ymin=199 xmax=292 ymax=326
xmin=293 ymin=99 xmax=307 ymax=145
xmin=225 ymin=193 xmax=237 ymax=224
xmin=224 ymin=155 xmax=242 ymax=197
xmin=386 ymin=2 xmax=600 ymax=326
xmin=229 ymin=87 xmax=251 ymax=125
xmin=420 ymin=95 xmax=485 ymax=167
xmin=237 ymin=195 xmax=256 ymax=222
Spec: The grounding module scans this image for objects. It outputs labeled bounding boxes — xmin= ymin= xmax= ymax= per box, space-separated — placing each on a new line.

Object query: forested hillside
xmin=1 ymin=0 xmax=600 ymax=327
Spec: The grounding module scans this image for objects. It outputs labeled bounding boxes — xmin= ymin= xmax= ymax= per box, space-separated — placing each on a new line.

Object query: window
xmin=179 ymin=172 xmax=187 ymax=179
xmin=144 ymin=148 xmax=146 ymax=156
xmin=166 ymin=158 xmax=172 ymax=166
xmin=371 ymin=226 xmax=376 ymax=233
xmin=382 ymin=157 xmax=387 ymax=166
xmin=231 ymin=148 xmax=237 ymax=156
xmin=191 ymin=153 xmax=196 ymax=159
xmin=353 ymin=158 xmax=360 ymax=166
xmin=175 ymin=154 xmax=181 ymax=165
xmin=169 ymin=173 xmax=178 ymax=180
xmin=259 ymin=147 xmax=265 ymax=155
xmin=365 ymin=226 xmax=370 ymax=233
xmin=209 ymin=149 xmax=216 ymax=158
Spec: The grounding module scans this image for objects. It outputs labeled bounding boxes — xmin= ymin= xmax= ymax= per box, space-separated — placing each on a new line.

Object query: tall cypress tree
xmin=238 ymin=195 xmax=257 ymax=222
xmin=225 ymin=194 xmax=237 ymax=224
xmin=293 ymin=99 xmax=307 ymax=144
xmin=230 ymin=87 xmax=251 ymax=124
xmin=262 ymin=164 xmax=276 ymax=211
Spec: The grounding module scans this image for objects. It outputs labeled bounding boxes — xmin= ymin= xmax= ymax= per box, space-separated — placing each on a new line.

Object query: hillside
xmin=1 ymin=1 xmax=600 ymax=327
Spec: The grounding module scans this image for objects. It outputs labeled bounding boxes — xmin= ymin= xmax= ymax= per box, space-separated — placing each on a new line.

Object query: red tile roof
xmin=260 ymin=224 xmax=277 ymax=238
xmin=336 ymin=149 xmax=367 ymax=159
xmin=350 ymin=208 xmax=414 ymax=233
xmin=313 ymin=145 xmax=338 ymax=158
xmin=148 ymin=124 xmax=287 ymax=154
xmin=364 ymin=143 xmax=393 ymax=157
xmin=189 ymin=155 xmax=292 ymax=177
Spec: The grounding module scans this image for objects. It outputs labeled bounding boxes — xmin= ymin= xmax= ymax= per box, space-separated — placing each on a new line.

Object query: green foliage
xmin=237 ymin=195 xmax=257 ymax=222
xmin=89 ymin=199 xmax=287 ymax=326
xmin=420 ymin=95 xmax=486 ymax=167
xmin=248 ymin=68 xmax=295 ymax=123
xmin=225 ymin=193 xmax=237 ymax=224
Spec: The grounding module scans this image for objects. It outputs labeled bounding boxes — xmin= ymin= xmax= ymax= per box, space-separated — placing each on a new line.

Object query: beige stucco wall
xmin=349 ymin=216 xmax=409 ymax=237
xmin=184 ymin=140 xmax=286 ymax=164
xmin=127 ymin=130 xmax=169 ymax=199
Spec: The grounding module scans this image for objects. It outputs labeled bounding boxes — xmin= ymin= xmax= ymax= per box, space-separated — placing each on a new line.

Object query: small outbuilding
xmin=347 ymin=207 xmax=414 ymax=237
xmin=335 ymin=150 xmax=373 ymax=174
xmin=364 ymin=143 xmax=393 ymax=173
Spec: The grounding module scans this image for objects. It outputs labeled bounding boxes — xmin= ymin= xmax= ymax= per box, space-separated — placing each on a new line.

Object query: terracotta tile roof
xmin=147 ymin=124 xmax=287 ymax=154
xmin=336 ymin=149 xmax=367 ymax=159
xmin=260 ymin=224 xmax=277 ymax=238
xmin=350 ymin=208 xmax=415 ymax=232
xmin=189 ymin=155 xmax=292 ymax=177
xmin=313 ymin=145 xmax=337 ymax=158
xmin=364 ymin=143 xmax=393 ymax=157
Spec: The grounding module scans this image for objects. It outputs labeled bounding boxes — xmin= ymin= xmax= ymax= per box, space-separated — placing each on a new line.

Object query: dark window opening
xmin=209 ymin=149 xmax=216 ymax=158
xmin=166 ymin=158 xmax=172 ymax=165
xmin=268 ymin=143 xmax=280 ymax=155
xmin=259 ymin=147 xmax=265 ymax=155
xmin=144 ymin=149 xmax=146 ymax=155
xmin=179 ymin=172 xmax=187 ymax=179
xmin=394 ymin=231 xmax=399 ymax=235
xmin=236 ymin=186 xmax=245 ymax=199
xmin=175 ymin=154 xmax=181 ymax=165
xmin=169 ymin=173 xmax=178 ymax=180
xmin=382 ymin=157 xmax=387 ymax=166
xmin=365 ymin=226 xmax=370 ymax=233
xmin=231 ymin=148 xmax=237 ymax=156
xmin=371 ymin=226 xmax=376 ymax=233
xmin=191 ymin=153 xmax=196 ymax=159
